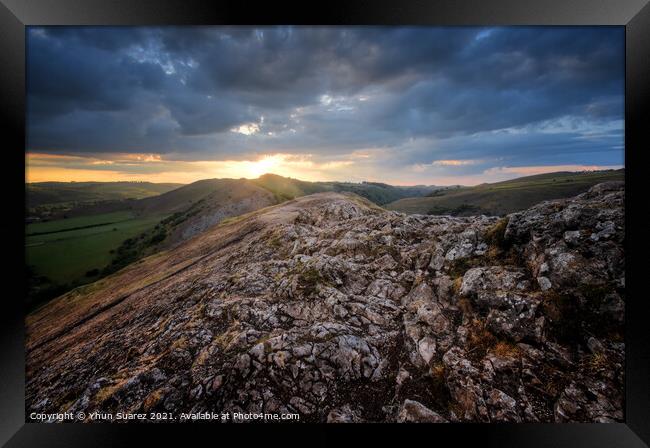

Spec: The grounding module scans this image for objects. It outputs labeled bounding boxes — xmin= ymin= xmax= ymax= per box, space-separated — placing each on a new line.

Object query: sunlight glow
xmin=25 ymin=152 xmax=622 ymax=186
xmin=244 ymin=154 xmax=283 ymax=178
xmin=26 ymin=152 xmax=359 ymax=184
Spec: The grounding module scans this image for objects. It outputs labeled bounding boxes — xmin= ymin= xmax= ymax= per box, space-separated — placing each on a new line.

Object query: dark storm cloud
xmin=27 ymin=26 xmax=624 ymax=169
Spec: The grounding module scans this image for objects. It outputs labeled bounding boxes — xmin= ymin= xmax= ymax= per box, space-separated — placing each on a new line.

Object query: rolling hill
xmin=386 ymin=169 xmax=624 ymax=216
xmin=26 ymin=181 xmax=183 ymax=221
xmin=252 ymin=173 xmax=440 ymax=205
xmin=133 ymin=178 xmax=273 ymax=216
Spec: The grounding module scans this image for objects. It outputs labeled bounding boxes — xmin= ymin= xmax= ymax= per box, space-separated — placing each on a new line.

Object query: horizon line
xmin=25 ymin=167 xmax=625 ymax=187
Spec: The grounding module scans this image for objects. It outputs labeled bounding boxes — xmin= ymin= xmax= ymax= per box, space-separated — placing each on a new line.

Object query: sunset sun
xmin=247 ymin=155 xmax=283 ymax=178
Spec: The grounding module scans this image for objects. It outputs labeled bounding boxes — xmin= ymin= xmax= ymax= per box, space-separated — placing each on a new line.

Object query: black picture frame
xmin=1 ymin=1 xmax=649 ymax=446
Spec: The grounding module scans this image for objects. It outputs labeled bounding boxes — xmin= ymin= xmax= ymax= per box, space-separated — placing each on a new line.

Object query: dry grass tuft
xmin=457 ymin=297 xmax=473 ymax=315
xmin=585 ymin=352 xmax=610 ymax=374
xmin=430 ymin=362 xmax=446 ymax=384
xmin=484 ymin=217 xmax=509 ymax=248
xmin=466 ymin=318 xmax=497 ymax=361
xmin=452 ymin=277 xmax=464 ymax=296
xmin=491 ymin=340 xmax=521 ymax=358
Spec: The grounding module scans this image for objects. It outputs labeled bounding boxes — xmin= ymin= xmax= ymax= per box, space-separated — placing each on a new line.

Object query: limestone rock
xmin=397 ymin=399 xmax=448 ymax=423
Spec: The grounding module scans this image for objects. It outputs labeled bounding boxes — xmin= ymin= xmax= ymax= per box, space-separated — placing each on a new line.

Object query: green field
xmin=26 ymin=211 xmax=165 ymax=287
xmin=26 ymin=210 xmax=136 ymax=235
xmin=386 ymin=170 xmax=624 ymax=216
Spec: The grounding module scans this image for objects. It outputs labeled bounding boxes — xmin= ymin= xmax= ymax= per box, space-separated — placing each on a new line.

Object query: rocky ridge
xmin=26 ymin=182 xmax=625 ymax=423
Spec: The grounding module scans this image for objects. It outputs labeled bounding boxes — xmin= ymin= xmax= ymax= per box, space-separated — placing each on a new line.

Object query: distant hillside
xmin=253 ymin=173 xmax=439 ymax=205
xmin=386 ymin=169 xmax=624 ymax=216
xmin=27 ymin=181 xmax=183 ymax=206
xmin=26 ymin=181 xmax=183 ymax=220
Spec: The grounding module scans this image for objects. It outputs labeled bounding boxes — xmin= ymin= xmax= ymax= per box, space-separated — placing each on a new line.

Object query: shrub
xmin=298 ymin=267 xmax=326 ymax=295
xmin=148 ymin=228 xmax=167 ymax=245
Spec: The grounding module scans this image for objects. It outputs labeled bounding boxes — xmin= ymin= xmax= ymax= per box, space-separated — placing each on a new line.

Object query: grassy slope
xmin=252 ymin=174 xmax=328 ymax=201
xmin=385 ymin=170 xmax=624 ymax=216
xmin=135 ymin=178 xmax=267 ymax=215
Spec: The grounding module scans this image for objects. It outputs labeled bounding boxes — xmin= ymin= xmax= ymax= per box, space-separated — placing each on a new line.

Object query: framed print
xmin=1 ymin=0 xmax=649 ymax=446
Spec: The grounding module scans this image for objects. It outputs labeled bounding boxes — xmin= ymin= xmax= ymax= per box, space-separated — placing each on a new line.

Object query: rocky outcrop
xmin=26 ymin=182 xmax=624 ymax=423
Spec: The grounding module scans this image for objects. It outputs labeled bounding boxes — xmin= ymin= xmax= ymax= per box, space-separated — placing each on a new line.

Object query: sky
xmin=26 ymin=26 xmax=625 ymax=186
